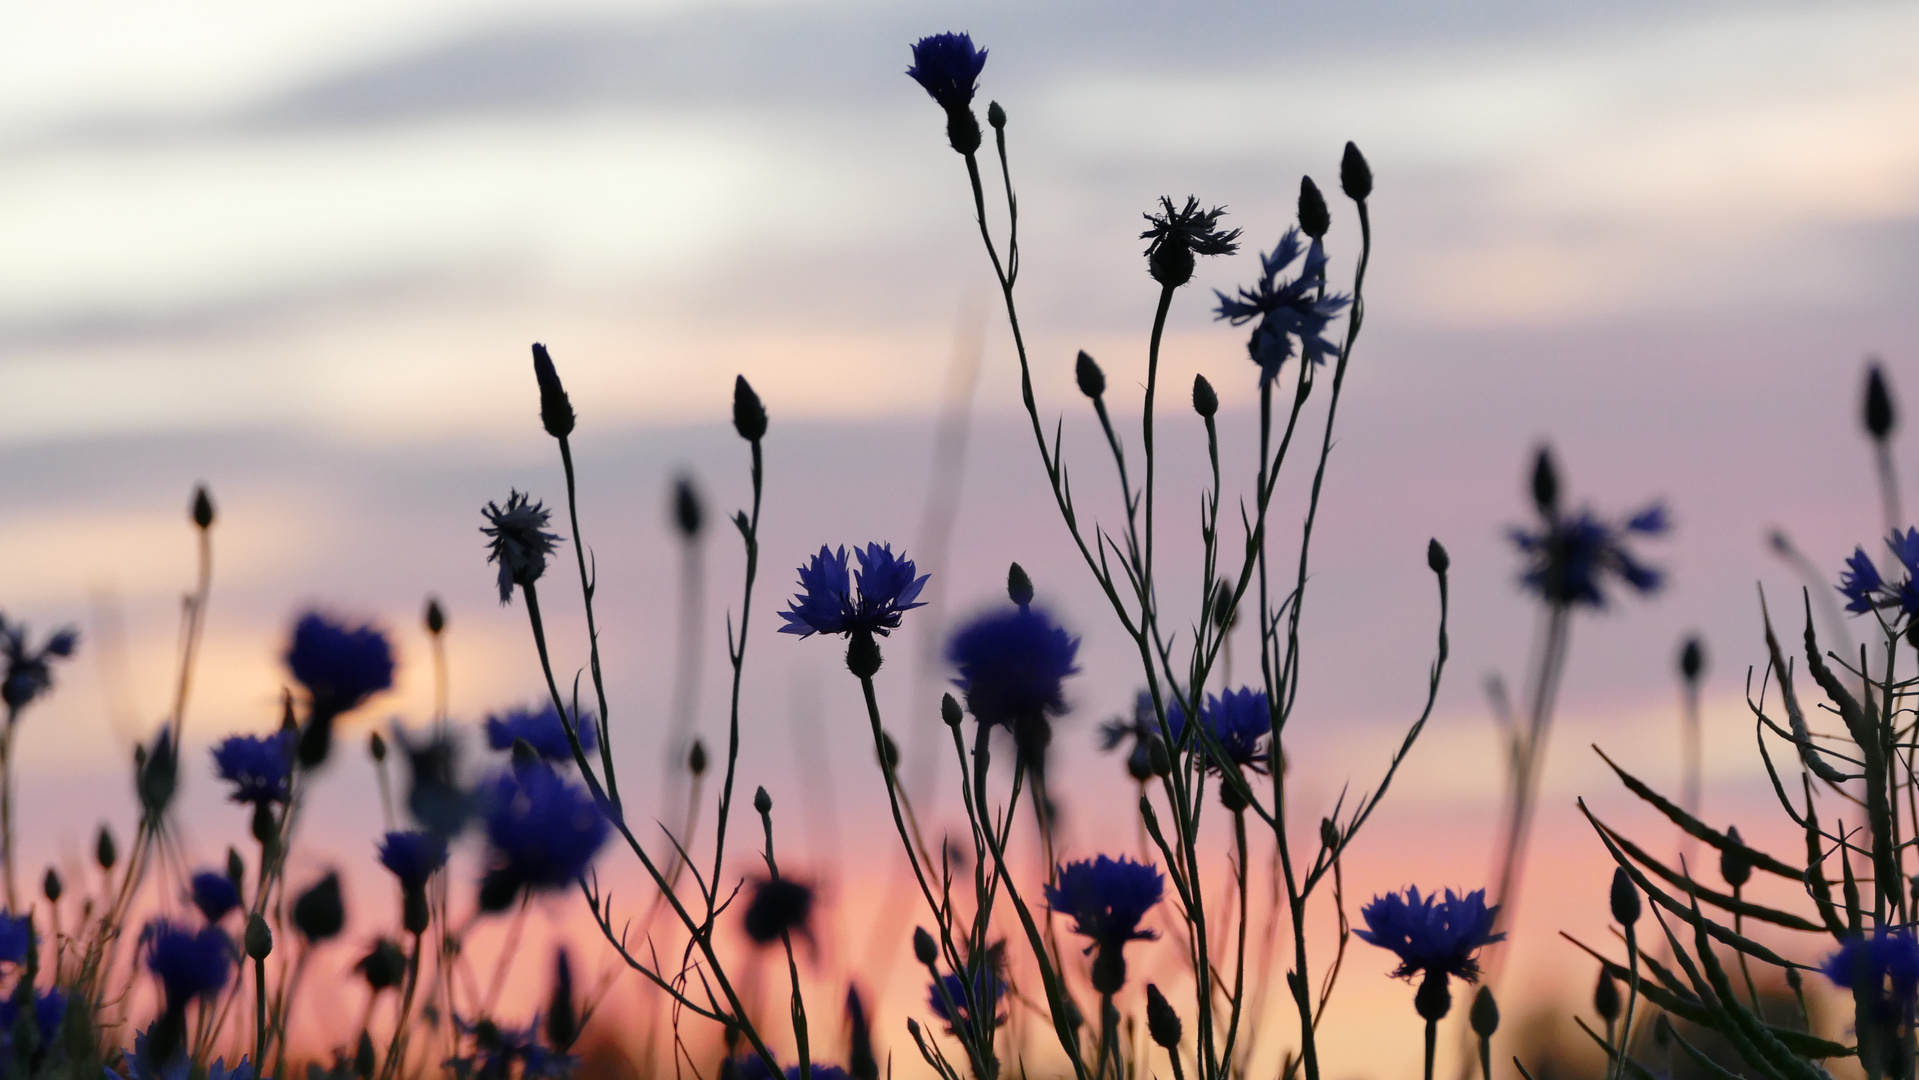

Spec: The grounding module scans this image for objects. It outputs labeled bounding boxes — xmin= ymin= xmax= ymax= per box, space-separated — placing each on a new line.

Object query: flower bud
xmin=879 ymin=732 xmax=900 ymax=772
xmin=95 ymin=825 xmax=116 ymax=871
xmin=227 ymin=847 xmax=245 ymax=888
xmin=531 ymin=343 xmax=576 ymax=439
xmin=913 ymin=926 xmax=938 ymax=965
xmin=732 ymin=375 xmax=768 ymax=442
xmin=1192 ymin=374 xmax=1218 ymax=419
xmin=245 ymin=912 xmax=274 ymax=960
xmin=1529 ymin=446 xmax=1559 ymax=518
xmin=1319 ymin=818 xmax=1339 ymax=851
xmin=425 ymin=597 xmax=445 ymax=636
xmin=986 ymin=101 xmax=1006 ymax=130
xmin=940 ymin=693 xmax=963 ymax=727
xmin=846 ymin=632 xmax=883 ymax=678
xmin=1146 ymin=984 xmax=1182 ymax=1049
xmin=1608 ymin=867 xmax=1641 ymax=926
xmin=1147 ymin=737 xmax=1171 ymax=777
xmin=688 ymin=738 xmax=708 ymax=777
xmin=1470 ymin=986 xmax=1499 ymax=1037
xmin=1866 ymin=362 xmax=1896 ymax=441
xmin=357 ymin=938 xmax=406 ymax=992
xmin=847 ymin=986 xmax=878 ymax=1080
xmin=1427 ymin=538 xmax=1450 ymax=575
xmin=1127 ymin=739 xmax=1156 ymax=781
xmin=354 ymin=1031 xmax=376 ymax=1080
xmin=1594 ymin=969 xmax=1620 ymax=1022
xmin=1007 ymin=563 xmax=1034 ymax=607
xmin=673 ymin=475 xmax=704 ymax=539
xmin=369 ymin=731 xmax=386 ymax=763
xmin=753 ymin=786 xmax=773 ymax=816
xmin=1720 ymin=825 xmax=1753 ymax=889
xmin=42 ymin=868 xmax=61 ymax=903
xmin=293 ymin=872 xmax=345 ymax=943
xmin=1680 ymin=636 xmax=1706 ymax=684
xmin=1340 ymin=141 xmax=1372 ymax=202
xmin=547 ymin=949 xmax=579 ymax=1052
xmin=191 ymin=485 xmax=216 ymax=530
xmin=1297 ymin=176 xmax=1330 ymax=239
xmin=1075 ymin=351 xmax=1106 ymax=399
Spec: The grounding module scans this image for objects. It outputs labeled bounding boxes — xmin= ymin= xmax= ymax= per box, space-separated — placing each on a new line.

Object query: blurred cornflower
xmin=0 ymin=912 xmax=29 ymax=964
xmin=478 ymin=761 xmax=608 ymax=910
xmin=0 ymin=987 xmax=64 ymax=1063
xmin=736 ymin=1059 xmax=852 ymax=1080
xmin=1823 ymin=928 xmax=1919 ymax=1007
xmin=929 ymin=967 xmax=1006 ymax=1039
xmin=1213 ymin=226 xmax=1351 ymax=384
xmin=1098 ymin=691 xmax=1165 ymax=781
xmin=450 ymin=1017 xmax=574 ymax=1080
xmin=486 ymin=704 xmax=597 ymax=762
xmin=395 ymin=724 xmax=470 ymax=836
xmin=0 ymin=617 xmax=77 ymax=716
xmin=1510 ymin=504 xmax=1667 ymax=607
xmin=1167 ymin=687 xmax=1272 ymax=775
xmin=124 ymin=1026 xmax=190 ymax=1080
xmin=481 ymin=491 xmax=561 ymax=604
xmin=947 ymin=605 xmax=1078 ymax=729
xmin=1046 ymin=855 xmax=1163 ymax=992
xmin=378 ymin=830 xmax=449 ymax=891
xmin=743 ymin=877 xmax=814 ymax=945
xmin=778 ymin=544 xmax=928 ymax=639
xmin=189 ymin=872 xmax=240 ymax=924
xmin=1356 ymin=887 xmax=1503 ymax=988
xmin=144 ymin=921 xmax=232 ymax=1006
xmin=211 ymin=732 xmax=294 ymax=806
xmin=1837 ymin=528 xmax=1919 ymax=620
xmin=286 ymin=612 xmax=394 ymax=721
xmin=1141 ymin=196 xmax=1241 ymax=288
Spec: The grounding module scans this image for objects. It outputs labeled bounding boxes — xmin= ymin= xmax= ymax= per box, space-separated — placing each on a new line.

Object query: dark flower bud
xmin=753 ymin=787 xmax=773 ymax=816
xmin=1211 ymin=580 xmax=1235 ymax=631
xmin=1427 ymin=538 xmax=1450 ymax=575
xmin=1720 ymin=825 xmax=1753 ymax=889
xmin=191 ymin=485 xmax=216 ymax=530
xmin=1192 ymin=374 xmax=1218 ymax=419
xmin=369 ymin=731 xmax=386 ymax=763
xmin=743 ymin=877 xmax=813 ymax=944
xmin=1075 ymin=351 xmax=1106 ymax=399
xmin=1680 ymin=636 xmax=1705 ymax=684
xmin=227 ymin=847 xmax=245 ymax=888
xmin=245 ymin=913 xmax=274 ymax=960
xmin=1126 ymin=739 xmax=1156 ymax=781
xmin=673 ymin=475 xmax=705 ymax=539
xmin=251 ymin=802 xmax=277 ymax=846
xmin=531 ymin=343 xmax=576 ymax=439
xmin=1593 ymin=969 xmax=1620 ymax=1022
xmin=1529 ymin=446 xmax=1559 ymax=518
xmin=1297 ymin=177 xmax=1330 ymax=239
xmin=510 ymin=737 xmax=539 ymax=768
xmin=1319 ymin=818 xmax=1339 ymax=851
xmin=1091 ymin=945 xmax=1127 ymax=995
xmin=293 ymin=872 xmax=345 ymax=943
xmin=732 ymin=375 xmax=768 ymax=442
xmin=940 ymin=694 xmax=963 ymax=727
xmin=913 ymin=927 xmax=937 ymax=965
xmin=1866 ymin=362 xmax=1896 ymax=441
xmin=846 ymin=632 xmax=883 ymax=678
xmin=424 ymin=597 xmax=445 ymax=636
xmin=354 ymin=1031 xmax=376 ymax=1080
xmin=478 ymin=869 xmax=522 ymax=913
xmin=1150 ymin=241 xmax=1195 ymax=289
xmin=946 ymin=108 xmax=982 ymax=155
xmin=1147 ymin=737 xmax=1171 ymax=777
xmin=1413 ymin=971 xmax=1451 ymax=1021
xmin=138 ymin=729 xmax=179 ymax=816
xmin=1007 ymin=563 xmax=1034 ymax=607
xmin=298 ymin=713 xmax=335 ymax=770
xmin=688 ymin=738 xmax=708 ymax=777
xmin=1470 ymin=986 xmax=1499 ymax=1037
xmin=879 ymin=732 xmax=900 ymax=771
xmin=95 ymin=826 xmax=116 ymax=871
xmin=1340 ymin=141 xmax=1373 ymax=202
xmin=1219 ymin=776 xmax=1248 ymax=813
xmin=548 ymin=950 xmax=579 ymax=1052
xmin=357 ymin=938 xmax=406 ymax=992
xmin=986 ymin=101 xmax=1006 ymax=130
xmin=42 ymin=868 xmax=61 ymax=903
xmin=1608 ymin=867 xmax=1641 ymax=926
xmin=1146 ymin=984 xmax=1182 ymax=1049
xmin=848 ymin=986 xmax=878 ymax=1080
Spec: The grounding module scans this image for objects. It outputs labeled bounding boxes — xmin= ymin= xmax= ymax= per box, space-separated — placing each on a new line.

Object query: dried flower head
xmin=481 ymin=491 xmax=562 ymax=604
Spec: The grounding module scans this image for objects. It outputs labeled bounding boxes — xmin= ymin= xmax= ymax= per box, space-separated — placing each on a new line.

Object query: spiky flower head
xmin=1356 ymin=886 xmax=1504 ymax=985
xmin=1213 ymin=226 xmax=1351 ymax=384
xmin=743 ymin=878 xmax=815 ymax=945
xmin=907 ymin=33 xmax=987 ymax=113
xmin=0 ymin=616 xmax=77 ymax=716
xmin=928 ymin=966 xmax=1005 ymax=1040
xmin=478 ymin=761 xmax=608 ymax=910
xmin=1838 ymin=528 xmax=1919 ymax=621
xmin=481 ymin=491 xmax=561 ymax=605
xmin=286 ymin=612 xmax=394 ymax=721
xmin=190 ymin=872 xmax=240 ymax=924
xmin=1167 ymin=687 xmax=1271 ymax=774
xmin=1046 ymin=856 xmax=1163 ymax=951
xmin=144 ymin=921 xmax=232 ymax=1006
xmin=947 ymin=604 xmax=1079 ymax=729
xmin=1141 ymin=196 xmax=1241 ymax=288
xmin=211 ymin=732 xmax=295 ymax=806
xmin=1509 ymin=474 xmax=1667 ymax=609
xmin=778 ymin=544 xmax=929 ymax=639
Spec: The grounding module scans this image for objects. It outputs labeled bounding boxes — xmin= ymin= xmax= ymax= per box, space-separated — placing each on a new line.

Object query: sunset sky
xmin=2 ymin=1 xmax=1917 ymax=1076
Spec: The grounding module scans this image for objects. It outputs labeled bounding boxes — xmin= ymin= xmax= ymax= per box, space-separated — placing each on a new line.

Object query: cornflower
xmin=0 ymin=912 xmax=28 ymax=964
xmin=144 ymin=921 xmax=232 ymax=1008
xmin=906 ymin=32 xmax=988 ymax=155
xmin=481 ymin=491 xmax=561 ymax=604
xmin=379 ymin=830 xmax=449 ymax=891
xmin=1356 ymin=887 xmax=1503 ymax=1019
xmin=189 ymin=872 xmax=240 ymax=924
xmin=743 ymin=877 xmax=814 ymax=945
xmin=778 ymin=544 xmax=928 ymax=640
xmin=1213 ymin=226 xmax=1351 ymax=384
xmin=0 ymin=617 xmax=77 ymax=716
xmin=285 ymin=612 xmax=394 ymax=721
xmin=1141 ymin=195 xmax=1241 ymax=288
xmin=1167 ymin=686 xmax=1272 ymax=775
xmin=1510 ymin=505 xmax=1667 ymax=607
xmin=1045 ymin=855 xmax=1163 ymax=993
xmin=477 ymin=761 xmax=608 ymax=911
xmin=1837 ymin=527 xmax=1919 ymax=621
xmin=1823 ymin=928 xmax=1919 ymax=1020
xmin=485 ymin=704 xmax=597 ymax=762
xmin=929 ymin=967 xmax=1005 ymax=1040
xmin=211 ymin=732 xmax=294 ymax=806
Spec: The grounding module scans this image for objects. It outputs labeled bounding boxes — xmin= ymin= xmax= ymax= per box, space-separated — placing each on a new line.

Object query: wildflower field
xmin=1 ymin=6 xmax=1916 ymax=1080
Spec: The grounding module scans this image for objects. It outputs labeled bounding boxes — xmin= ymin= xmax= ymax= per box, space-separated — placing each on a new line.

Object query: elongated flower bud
xmin=1007 ymin=563 xmax=1034 ymax=607
xmin=733 ymin=375 xmax=768 ymax=442
xmin=1146 ymin=984 xmax=1182 ymax=1049
xmin=1340 ymin=142 xmax=1373 ymax=202
xmin=1470 ymin=986 xmax=1499 ymax=1037
xmin=424 ymin=597 xmax=445 ymax=636
xmin=1609 ymin=867 xmax=1641 ymax=926
xmin=531 ymin=343 xmax=576 ymax=439
xmin=1680 ymin=636 xmax=1705 ymax=683
xmin=1866 ymin=362 xmax=1895 ymax=441
xmin=1076 ymin=351 xmax=1106 ymax=399
xmin=1530 ymin=446 xmax=1559 ymax=518
xmin=1427 ymin=538 xmax=1450 ymax=575
xmin=1298 ymin=176 xmax=1330 ymax=239
xmin=191 ymin=485 xmax=216 ymax=530
xmin=1594 ymin=969 xmax=1620 ymax=1022
xmin=913 ymin=926 xmax=937 ymax=965
xmin=1192 ymin=374 xmax=1218 ymax=418
xmin=1720 ymin=825 xmax=1753 ymax=889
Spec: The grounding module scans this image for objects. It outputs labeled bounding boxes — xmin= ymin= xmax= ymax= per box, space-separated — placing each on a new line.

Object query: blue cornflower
xmin=779 ymin=544 xmax=929 ymax=639
xmin=1142 ymin=196 xmax=1242 ymax=288
xmin=1836 ymin=528 xmax=1919 ymax=620
xmin=123 ymin=1025 xmax=191 ymax=1080
xmin=206 ymin=1057 xmax=259 ymax=1080
xmin=286 ymin=612 xmax=394 ymax=720
xmin=211 ymin=732 xmax=294 ymax=806
xmin=0 ymin=912 xmax=29 ymax=964
xmin=1510 ymin=506 xmax=1667 ymax=608
xmin=1823 ymin=928 xmax=1919 ymax=1002
xmin=1356 ymin=887 xmax=1504 ymax=987
xmin=929 ymin=968 xmax=1005 ymax=1038
xmin=144 ymin=920 xmax=232 ymax=1006
xmin=1167 ymin=687 xmax=1272 ymax=774
xmin=485 ymin=704 xmax=597 ymax=762
xmin=479 ymin=761 xmax=609 ymax=908
xmin=907 ymin=33 xmax=987 ymax=113
xmin=735 ymin=1059 xmax=851 ymax=1080
xmin=1047 ymin=855 xmax=1163 ymax=993
xmin=481 ymin=490 xmax=562 ymax=605
xmin=743 ymin=877 xmax=814 ymax=945
xmin=0 ymin=616 xmax=77 ymax=716
xmin=449 ymin=1018 xmax=574 ymax=1080
xmin=190 ymin=872 xmax=240 ymax=924
xmin=379 ymin=830 xmax=449 ymax=890
xmin=394 ymin=724 xmax=470 ymax=837
xmin=947 ymin=604 xmax=1079 ymax=728
xmin=1213 ymin=227 xmax=1352 ymax=384
xmin=0 ymin=987 xmax=64 ymax=1061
